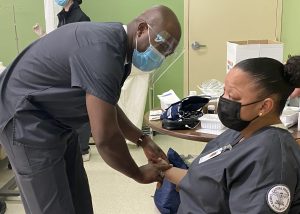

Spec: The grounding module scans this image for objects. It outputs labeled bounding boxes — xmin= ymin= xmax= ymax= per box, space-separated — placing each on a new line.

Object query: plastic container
xmin=198 ymin=79 xmax=224 ymax=97
xmin=280 ymin=106 xmax=299 ymax=128
xmin=199 ymin=114 xmax=224 ymax=130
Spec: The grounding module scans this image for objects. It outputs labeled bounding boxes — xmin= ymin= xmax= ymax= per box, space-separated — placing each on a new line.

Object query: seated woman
xmin=162 ymin=56 xmax=300 ymax=213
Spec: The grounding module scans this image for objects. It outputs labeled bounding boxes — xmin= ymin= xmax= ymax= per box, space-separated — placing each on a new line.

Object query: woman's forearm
xmin=164 ymin=167 xmax=188 ymax=185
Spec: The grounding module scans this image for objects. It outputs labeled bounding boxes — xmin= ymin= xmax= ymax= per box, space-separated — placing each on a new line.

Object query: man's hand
xmin=135 ymin=161 xmax=172 ymax=184
xmin=141 ymin=136 xmax=168 ymax=163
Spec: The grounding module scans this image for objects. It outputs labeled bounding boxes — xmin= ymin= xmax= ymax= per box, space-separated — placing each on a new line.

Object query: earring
xmin=259 ymin=112 xmax=263 ymax=116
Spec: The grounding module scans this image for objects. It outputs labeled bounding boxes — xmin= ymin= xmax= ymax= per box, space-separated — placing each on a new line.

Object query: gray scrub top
xmin=0 ymin=22 xmax=131 ymax=136
xmin=178 ymin=126 xmax=300 ymax=214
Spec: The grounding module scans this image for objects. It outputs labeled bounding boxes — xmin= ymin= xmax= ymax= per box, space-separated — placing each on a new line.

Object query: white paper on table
xmin=157 ymin=89 xmax=180 ymax=110
xmin=196 ymin=128 xmax=227 ymax=135
xmin=149 ymin=110 xmax=163 ymax=121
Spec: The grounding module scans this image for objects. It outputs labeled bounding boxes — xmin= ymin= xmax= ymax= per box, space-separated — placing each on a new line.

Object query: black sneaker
xmin=7 ymin=161 xmax=12 ymax=170
xmin=0 ymin=200 xmax=6 ymax=214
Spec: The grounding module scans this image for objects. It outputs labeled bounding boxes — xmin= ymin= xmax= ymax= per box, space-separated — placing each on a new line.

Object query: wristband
xmin=136 ymin=134 xmax=148 ymax=147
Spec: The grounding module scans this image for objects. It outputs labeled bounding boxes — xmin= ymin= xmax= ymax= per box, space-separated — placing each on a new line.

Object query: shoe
xmin=7 ymin=161 xmax=12 ymax=170
xmin=0 ymin=200 xmax=7 ymax=214
xmin=82 ymin=149 xmax=91 ymax=162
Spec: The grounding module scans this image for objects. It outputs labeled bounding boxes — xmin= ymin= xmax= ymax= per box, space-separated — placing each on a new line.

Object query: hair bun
xmin=283 ymin=56 xmax=300 ymax=87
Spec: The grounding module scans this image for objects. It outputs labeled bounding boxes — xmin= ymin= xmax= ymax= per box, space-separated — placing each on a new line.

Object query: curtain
xmin=43 ymin=0 xmax=61 ymax=33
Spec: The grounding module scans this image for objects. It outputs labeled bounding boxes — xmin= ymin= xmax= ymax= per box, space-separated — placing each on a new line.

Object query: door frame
xmin=183 ymin=0 xmax=283 ymax=96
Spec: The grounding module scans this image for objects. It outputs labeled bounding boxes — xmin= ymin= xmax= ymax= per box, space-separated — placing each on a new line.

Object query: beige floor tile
xmin=0 ymin=134 xmax=206 ymax=214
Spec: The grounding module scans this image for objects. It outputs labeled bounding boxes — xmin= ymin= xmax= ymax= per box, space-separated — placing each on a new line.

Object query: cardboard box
xmin=227 ymin=40 xmax=283 ymax=72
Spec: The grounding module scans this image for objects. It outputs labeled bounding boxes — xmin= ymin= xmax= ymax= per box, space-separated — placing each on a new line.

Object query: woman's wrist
xmin=164 ymin=166 xmax=174 ymax=178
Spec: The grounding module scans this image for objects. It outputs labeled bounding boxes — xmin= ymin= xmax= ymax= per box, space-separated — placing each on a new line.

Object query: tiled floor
xmin=0 ymin=134 xmax=206 ymax=214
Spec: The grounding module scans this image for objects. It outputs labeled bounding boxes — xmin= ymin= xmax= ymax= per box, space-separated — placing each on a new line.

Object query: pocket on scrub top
xmin=13 ymin=96 xmax=73 ymax=149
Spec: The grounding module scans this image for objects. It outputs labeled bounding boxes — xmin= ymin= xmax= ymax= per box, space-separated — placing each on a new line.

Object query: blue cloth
xmin=154 ymin=148 xmax=188 ymax=214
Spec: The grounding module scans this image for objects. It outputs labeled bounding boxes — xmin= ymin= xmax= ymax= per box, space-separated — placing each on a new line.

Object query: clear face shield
xmin=146 ymin=24 xmax=183 ymax=73
xmin=144 ymin=25 xmax=183 ymax=109
xmin=132 ymin=22 xmax=181 ymax=73
xmin=145 ymin=25 xmax=182 ymax=73
xmin=148 ymin=27 xmax=179 ymax=57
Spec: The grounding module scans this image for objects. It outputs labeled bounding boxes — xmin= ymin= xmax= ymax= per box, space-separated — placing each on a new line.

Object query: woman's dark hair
xmin=235 ymin=56 xmax=300 ymax=114
xmin=74 ymin=0 xmax=82 ymax=4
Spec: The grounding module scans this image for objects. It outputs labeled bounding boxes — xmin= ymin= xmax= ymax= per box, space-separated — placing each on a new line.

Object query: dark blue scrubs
xmin=0 ymin=22 xmax=131 ymax=214
xmin=178 ymin=126 xmax=300 ymax=214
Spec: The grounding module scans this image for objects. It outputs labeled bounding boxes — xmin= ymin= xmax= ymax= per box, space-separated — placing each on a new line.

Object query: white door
xmin=184 ymin=0 xmax=282 ymax=94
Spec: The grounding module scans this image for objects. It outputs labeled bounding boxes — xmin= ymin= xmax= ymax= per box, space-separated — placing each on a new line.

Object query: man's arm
xmin=86 ymin=93 xmax=170 ymax=183
xmin=116 ymin=105 xmax=167 ymax=162
xmin=116 ymin=105 xmax=144 ymax=144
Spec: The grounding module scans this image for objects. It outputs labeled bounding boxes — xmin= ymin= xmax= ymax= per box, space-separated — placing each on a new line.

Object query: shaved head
xmin=126 ymin=5 xmax=181 ymax=62
xmin=136 ymin=5 xmax=181 ymax=43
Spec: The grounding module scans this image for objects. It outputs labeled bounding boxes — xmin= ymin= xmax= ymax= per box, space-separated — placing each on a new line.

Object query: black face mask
xmin=217 ymin=96 xmax=264 ymax=131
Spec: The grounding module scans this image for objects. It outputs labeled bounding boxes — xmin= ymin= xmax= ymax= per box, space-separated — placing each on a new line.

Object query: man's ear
xmin=259 ymin=98 xmax=274 ymax=116
xmin=136 ymin=22 xmax=148 ymax=38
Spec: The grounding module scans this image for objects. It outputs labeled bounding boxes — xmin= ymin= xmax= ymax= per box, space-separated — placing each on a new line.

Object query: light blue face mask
xmin=132 ymin=26 xmax=165 ymax=72
xmin=55 ymin=0 xmax=68 ymax=7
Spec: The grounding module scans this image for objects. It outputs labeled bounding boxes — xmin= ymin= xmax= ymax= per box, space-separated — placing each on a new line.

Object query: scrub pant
xmin=77 ymin=123 xmax=91 ymax=155
xmin=0 ymin=121 xmax=94 ymax=214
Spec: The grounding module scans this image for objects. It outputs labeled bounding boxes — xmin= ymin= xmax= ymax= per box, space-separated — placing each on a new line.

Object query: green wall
xmin=0 ymin=0 xmax=45 ymax=66
xmin=6 ymin=0 xmax=298 ymax=107
xmin=0 ymin=0 xmax=184 ymax=108
xmin=81 ymin=0 xmax=184 ymax=107
xmin=281 ymin=0 xmax=300 ymax=60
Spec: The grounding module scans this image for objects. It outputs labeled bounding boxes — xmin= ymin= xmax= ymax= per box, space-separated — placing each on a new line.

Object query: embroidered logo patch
xmin=266 ymin=185 xmax=290 ymax=213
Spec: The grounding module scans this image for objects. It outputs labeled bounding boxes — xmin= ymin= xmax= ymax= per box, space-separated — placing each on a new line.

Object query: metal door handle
xmin=191 ymin=41 xmax=206 ymax=50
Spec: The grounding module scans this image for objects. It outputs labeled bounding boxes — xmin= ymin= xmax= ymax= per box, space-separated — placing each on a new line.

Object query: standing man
xmin=34 ymin=0 xmax=92 ymax=161
xmin=0 ymin=5 xmax=181 ymax=214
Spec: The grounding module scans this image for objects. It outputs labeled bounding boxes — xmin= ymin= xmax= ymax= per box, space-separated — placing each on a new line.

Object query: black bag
xmin=160 ymin=96 xmax=210 ymax=130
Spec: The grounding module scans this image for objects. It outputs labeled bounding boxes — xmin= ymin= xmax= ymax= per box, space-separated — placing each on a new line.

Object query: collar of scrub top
xmin=230 ymin=123 xmax=287 ymax=148
xmin=270 ymin=123 xmax=287 ymax=130
xmin=199 ymin=123 xmax=288 ymax=164
xmin=228 ymin=123 xmax=288 ymax=150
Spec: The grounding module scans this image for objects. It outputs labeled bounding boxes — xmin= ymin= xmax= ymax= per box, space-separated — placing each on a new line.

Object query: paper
xmin=157 ymin=89 xmax=180 ymax=110
xmin=196 ymin=128 xmax=226 ymax=135
xmin=149 ymin=110 xmax=163 ymax=121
